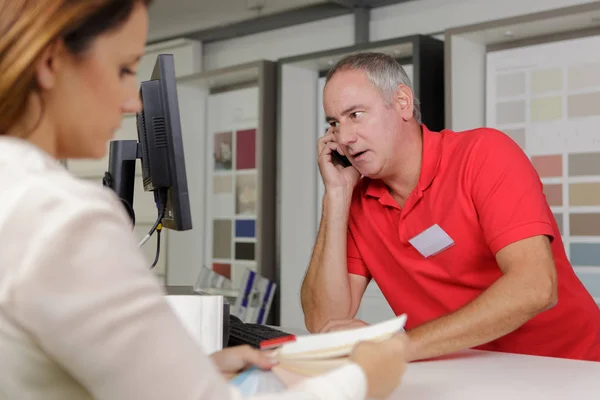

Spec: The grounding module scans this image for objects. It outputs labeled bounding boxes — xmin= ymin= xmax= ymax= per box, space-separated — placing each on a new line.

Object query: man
xmin=300 ymin=52 xmax=600 ymax=362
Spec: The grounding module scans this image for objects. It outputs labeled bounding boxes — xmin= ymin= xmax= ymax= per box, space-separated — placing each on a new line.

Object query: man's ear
xmin=394 ymin=85 xmax=414 ymax=122
xmin=34 ymin=40 xmax=65 ymax=91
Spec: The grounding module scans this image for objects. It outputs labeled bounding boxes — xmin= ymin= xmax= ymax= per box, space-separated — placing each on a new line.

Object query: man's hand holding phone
xmin=317 ymin=128 xmax=361 ymax=196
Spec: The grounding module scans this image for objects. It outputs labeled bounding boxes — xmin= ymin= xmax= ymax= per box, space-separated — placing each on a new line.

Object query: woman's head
xmin=0 ymin=0 xmax=153 ymax=159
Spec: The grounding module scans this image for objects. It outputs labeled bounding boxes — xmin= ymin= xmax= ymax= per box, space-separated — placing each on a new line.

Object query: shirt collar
xmin=365 ymin=124 xmax=442 ymax=203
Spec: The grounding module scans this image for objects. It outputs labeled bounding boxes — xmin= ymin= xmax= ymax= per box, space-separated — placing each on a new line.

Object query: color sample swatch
xmin=236 ymin=129 xmax=256 ymax=169
xmin=213 ymin=220 xmax=232 ymax=259
xmin=236 ymin=219 xmax=256 ymax=238
xmin=543 ymin=184 xmax=562 ymax=206
xmin=213 ymin=263 xmax=232 ymax=279
xmin=568 ymin=62 xmax=600 ymax=91
xmin=569 ymin=153 xmax=600 ymax=176
xmin=531 ymin=155 xmax=562 ymax=178
xmin=496 ymin=72 xmax=526 ymax=97
xmin=486 ymin=34 xmax=600 ymax=303
xmin=496 ymin=100 xmax=526 ymax=124
xmin=531 ymin=68 xmax=562 ymax=94
xmin=214 ymin=131 xmax=233 ymax=170
xmin=570 ymin=213 xmax=600 ymax=236
xmin=236 ymin=173 xmax=257 ymax=215
xmin=530 ymin=96 xmax=562 ymax=122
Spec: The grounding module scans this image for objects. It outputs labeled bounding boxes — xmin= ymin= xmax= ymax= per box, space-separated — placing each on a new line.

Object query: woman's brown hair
xmin=0 ymin=0 xmax=152 ymax=136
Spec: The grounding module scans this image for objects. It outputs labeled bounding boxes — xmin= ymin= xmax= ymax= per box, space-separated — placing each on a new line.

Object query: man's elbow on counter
xmin=304 ymin=315 xmax=320 ymax=334
xmin=300 ymin=288 xmax=319 ymax=333
xmin=303 ymin=308 xmax=335 ymax=333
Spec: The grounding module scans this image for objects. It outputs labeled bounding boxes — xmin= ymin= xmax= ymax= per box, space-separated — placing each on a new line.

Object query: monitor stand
xmin=102 ymin=139 xmax=141 ymax=225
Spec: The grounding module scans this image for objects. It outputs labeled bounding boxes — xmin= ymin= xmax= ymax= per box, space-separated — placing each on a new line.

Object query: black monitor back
xmin=137 ymin=54 xmax=192 ymax=231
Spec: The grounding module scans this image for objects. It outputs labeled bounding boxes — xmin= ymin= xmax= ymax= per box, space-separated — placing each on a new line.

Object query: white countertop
xmin=269 ymin=325 xmax=600 ymax=399
xmin=389 ymin=349 xmax=600 ymax=400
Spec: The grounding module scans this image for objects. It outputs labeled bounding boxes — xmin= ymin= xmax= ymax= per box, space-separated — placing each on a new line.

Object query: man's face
xmin=323 ymin=68 xmax=405 ymax=179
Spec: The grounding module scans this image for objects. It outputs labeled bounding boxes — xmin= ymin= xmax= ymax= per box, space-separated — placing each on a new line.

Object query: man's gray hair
xmin=325 ymin=52 xmax=421 ymax=124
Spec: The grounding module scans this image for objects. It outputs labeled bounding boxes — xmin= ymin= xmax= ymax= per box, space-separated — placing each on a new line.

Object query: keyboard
xmin=227 ymin=314 xmax=295 ymax=349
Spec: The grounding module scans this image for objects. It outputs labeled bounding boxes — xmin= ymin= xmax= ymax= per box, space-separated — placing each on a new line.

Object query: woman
xmin=0 ymin=1 xmax=408 ymax=399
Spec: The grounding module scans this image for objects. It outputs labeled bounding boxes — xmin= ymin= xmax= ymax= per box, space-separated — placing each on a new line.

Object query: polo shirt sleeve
xmin=347 ymin=227 xmax=371 ymax=278
xmin=469 ymin=129 xmax=555 ymax=255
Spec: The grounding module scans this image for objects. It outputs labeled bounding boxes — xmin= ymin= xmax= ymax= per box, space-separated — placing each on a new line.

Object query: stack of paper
xmin=271 ymin=314 xmax=407 ymax=380
xmin=165 ymin=294 xmax=224 ymax=354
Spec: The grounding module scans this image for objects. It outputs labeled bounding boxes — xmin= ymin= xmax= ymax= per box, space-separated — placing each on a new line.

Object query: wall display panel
xmin=204 ymin=87 xmax=260 ymax=289
xmin=486 ymin=34 xmax=600 ymax=303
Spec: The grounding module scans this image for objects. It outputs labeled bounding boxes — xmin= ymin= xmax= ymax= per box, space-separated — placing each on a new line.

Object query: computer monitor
xmin=137 ymin=54 xmax=192 ymax=231
xmin=102 ymin=53 xmax=192 ymax=235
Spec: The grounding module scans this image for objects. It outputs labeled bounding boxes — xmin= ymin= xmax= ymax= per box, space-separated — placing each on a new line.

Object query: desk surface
xmin=390 ymin=349 xmax=600 ymax=400
xmin=273 ymin=325 xmax=600 ymax=399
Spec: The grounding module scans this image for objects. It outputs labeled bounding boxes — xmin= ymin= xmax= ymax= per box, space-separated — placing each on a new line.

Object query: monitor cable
xmin=138 ymin=189 xmax=168 ymax=270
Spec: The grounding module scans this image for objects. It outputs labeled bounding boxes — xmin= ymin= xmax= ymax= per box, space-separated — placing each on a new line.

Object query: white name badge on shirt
xmin=408 ymin=224 xmax=455 ymax=258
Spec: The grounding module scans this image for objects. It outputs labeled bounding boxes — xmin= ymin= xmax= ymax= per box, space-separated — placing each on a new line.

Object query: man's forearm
xmin=301 ymin=190 xmax=353 ymax=331
xmin=406 ymin=271 xmax=556 ymax=361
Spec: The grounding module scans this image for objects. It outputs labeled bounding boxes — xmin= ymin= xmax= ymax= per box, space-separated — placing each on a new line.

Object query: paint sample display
xmin=569 ymin=152 xmax=600 ymax=176
xmin=214 ymin=132 xmax=233 ymax=170
xmin=543 ymin=184 xmax=562 ymax=206
xmin=235 ymin=242 xmax=255 ymax=261
xmin=496 ymin=100 xmax=526 ymax=124
xmin=486 ymin=35 xmax=600 ymax=297
xmin=531 ymin=155 xmax=562 ymax=178
xmin=214 ymin=175 xmax=233 ymax=193
xmin=212 ymin=175 xmax=234 ymax=218
xmin=235 ymin=219 xmax=256 ymax=238
xmin=530 ymin=96 xmax=562 ymax=122
xmin=213 ymin=220 xmax=232 ymax=259
xmin=568 ymin=62 xmax=600 ymax=91
xmin=531 ymin=68 xmax=562 ymax=94
xmin=496 ymin=72 xmax=525 ymax=97
xmin=213 ymin=263 xmax=231 ymax=279
xmin=569 ymin=183 xmax=600 ymax=206
xmin=236 ymin=129 xmax=256 ymax=169
xmin=570 ymin=213 xmax=600 ymax=236
xmin=570 ymin=243 xmax=600 ymax=266
xmin=568 ymin=92 xmax=600 ymax=119
xmin=211 ymin=194 xmax=234 ymax=218
xmin=207 ymin=115 xmax=259 ymax=280
xmin=236 ymin=173 xmax=257 ymax=215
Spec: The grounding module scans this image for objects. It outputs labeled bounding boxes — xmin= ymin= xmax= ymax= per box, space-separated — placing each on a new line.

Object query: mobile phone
xmin=331 ymin=150 xmax=352 ymax=168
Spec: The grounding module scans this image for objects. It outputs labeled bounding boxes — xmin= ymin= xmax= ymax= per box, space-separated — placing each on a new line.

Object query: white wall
xmin=279 ymin=64 xmax=319 ymax=328
xmin=371 ymin=0 xmax=598 ymax=41
xmin=166 ymin=82 xmax=209 ymax=285
xmin=184 ymin=0 xmax=600 ymax=71
xmin=202 ymin=14 xmax=354 ymax=70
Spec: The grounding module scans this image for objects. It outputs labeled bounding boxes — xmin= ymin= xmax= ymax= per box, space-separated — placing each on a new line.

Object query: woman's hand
xmin=210 ymin=345 xmax=278 ymax=379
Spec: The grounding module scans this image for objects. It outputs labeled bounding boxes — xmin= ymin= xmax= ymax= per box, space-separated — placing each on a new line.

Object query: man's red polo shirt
xmin=346 ymin=125 xmax=600 ymax=361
